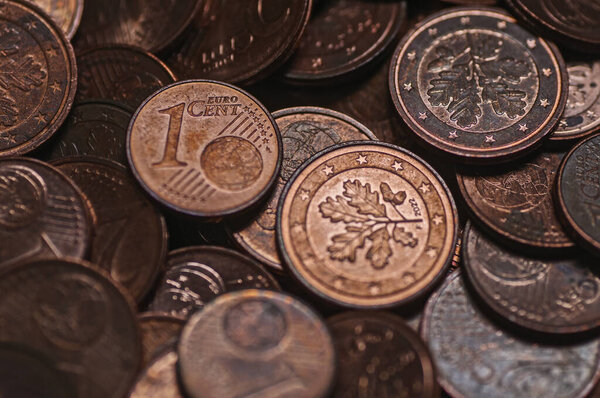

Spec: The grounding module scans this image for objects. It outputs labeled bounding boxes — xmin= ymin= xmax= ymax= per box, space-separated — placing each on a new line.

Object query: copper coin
xmin=76 ymin=45 xmax=176 ymax=110
xmin=129 ymin=347 xmax=182 ymax=398
xmin=28 ymin=0 xmax=83 ymax=39
xmin=457 ymin=149 xmax=574 ymax=250
xmin=422 ymin=271 xmax=600 ymax=398
xmin=0 ymin=258 xmax=141 ymax=398
xmin=168 ymin=0 xmax=312 ymax=85
xmin=149 ymin=246 xmax=280 ymax=318
xmin=127 ymin=80 xmax=282 ymax=218
xmin=278 ymin=142 xmax=458 ymax=308
xmin=283 ymin=0 xmax=407 ymax=84
xmin=178 ymin=289 xmax=336 ymax=398
xmin=0 ymin=158 xmax=91 ymax=267
xmin=0 ymin=0 xmax=77 ymax=157
xmin=389 ymin=8 xmax=568 ymax=163
xmin=138 ymin=313 xmax=185 ymax=366
xmin=53 ymin=157 xmax=167 ymax=302
xmin=230 ymin=107 xmax=377 ymax=272
xmin=328 ymin=311 xmax=439 ymax=398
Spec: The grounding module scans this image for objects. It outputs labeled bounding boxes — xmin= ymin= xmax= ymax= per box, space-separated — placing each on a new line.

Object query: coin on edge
xmin=29 ymin=0 xmax=83 ymax=39
xmin=138 ymin=313 xmax=185 ymax=367
xmin=389 ymin=7 xmax=567 ymax=163
xmin=278 ymin=141 xmax=458 ymax=308
xmin=129 ymin=347 xmax=182 ymax=398
xmin=178 ymin=289 xmax=336 ymax=398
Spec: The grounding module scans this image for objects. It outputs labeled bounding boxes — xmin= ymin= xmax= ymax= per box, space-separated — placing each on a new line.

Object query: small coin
xmin=328 ymin=311 xmax=439 ymax=398
xmin=178 ymin=289 xmax=336 ymax=398
xmin=278 ymin=142 xmax=458 ymax=308
xmin=421 ymin=271 xmax=600 ymax=398
xmin=149 ymin=246 xmax=280 ymax=318
xmin=138 ymin=313 xmax=185 ymax=367
xmin=0 ymin=258 xmax=141 ymax=398
xmin=389 ymin=8 xmax=567 ymax=163
xmin=0 ymin=0 xmax=77 ymax=157
xmin=127 ymin=80 xmax=282 ymax=218
xmin=129 ymin=347 xmax=182 ymax=398
xmin=230 ymin=107 xmax=376 ymax=272
xmin=28 ymin=0 xmax=83 ymax=39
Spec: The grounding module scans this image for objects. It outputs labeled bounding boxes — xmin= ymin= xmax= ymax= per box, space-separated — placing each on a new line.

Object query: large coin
xmin=129 ymin=347 xmax=182 ymax=398
xmin=28 ymin=0 xmax=83 ymax=39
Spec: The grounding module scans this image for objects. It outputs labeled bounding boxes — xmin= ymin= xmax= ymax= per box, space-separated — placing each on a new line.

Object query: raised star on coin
xmin=419 ymin=112 xmax=427 ymax=120
xmin=540 ymin=98 xmax=550 ymax=107
xmin=392 ymin=161 xmax=404 ymax=171
xmin=323 ymin=165 xmax=334 ymax=175
xmin=485 ymin=135 xmax=496 ymax=143
xmin=449 ymin=131 xmax=459 ymax=139
xmin=404 ymin=82 xmax=413 ymax=91
xmin=356 ymin=154 xmax=367 ymax=164
xmin=519 ymin=123 xmax=528 ymax=131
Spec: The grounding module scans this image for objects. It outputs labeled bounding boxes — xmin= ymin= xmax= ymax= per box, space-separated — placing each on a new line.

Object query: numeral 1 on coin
xmin=153 ymin=103 xmax=188 ymax=168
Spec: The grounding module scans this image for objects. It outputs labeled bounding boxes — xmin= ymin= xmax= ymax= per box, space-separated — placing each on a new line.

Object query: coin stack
xmin=0 ymin=0 xmax=599 ymax=397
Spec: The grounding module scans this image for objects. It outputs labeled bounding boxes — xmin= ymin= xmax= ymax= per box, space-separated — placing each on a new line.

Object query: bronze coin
xmin=127 ymin=80 xmax=283 ymax=219
xmin=0 ymin=258 xmax=141 ymax=398
xmin=422 ymin=271 xmax=600 ymax=398
xmin=178 ymin=289 xmax=336 ymax=398
xmin=76 ymin=45 xmax=176 ymax=110
xmin=168 ymin=0 xmax=312 ymax=85
xmin=28 ymin=0 xmax=83 ymax=39
xmin=129 ymin=347 xmax=183 ymax=398
xmin=0 ymin=0 xmax=77 ymax=157
xmin=230 ymin=107 xmax=377 ymax=272
xmin=0 ymin=158 xmax=91 ymax=267
xmin=283 ymin=0 xmax=407 ymax=84
xmin=278 ymin=142 xmax=458 ymax=308
xmin=149 ymin=246 xmax=280 ymax=318
xmin=457 ymin=149 xmax=574 ymax=250
xmin=53 ymin=157 xmax=167 ymax=302
xmin=328 ymin=311 xmax=439 ymax=398
xmin=389 ymin=8 xmax=568 ymax=163
xmin=138 ymin=313 xmax=185 ymax=367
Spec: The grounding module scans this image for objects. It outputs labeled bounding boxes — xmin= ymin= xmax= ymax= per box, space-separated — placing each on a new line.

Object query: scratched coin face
xmin=178 ymin=289 xmax=336 ymax=398
xmin=29 ymin=0 xmax=82 ymax=38
xmin=129 ymin=347 xmax=183 ymax=398
xmin=138 ymin=313 xmax=184 ymax=367
xmin=127 ymin=80 xmax=282 ymax=218
xmin=278 ymin=142 xmax=458 ymax=308
xmin=389 ymin=8 xmax=567 ymax=162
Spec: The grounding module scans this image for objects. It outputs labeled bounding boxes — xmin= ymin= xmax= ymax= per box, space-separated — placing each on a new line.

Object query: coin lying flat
xmin=128 ymin=80 xmax=282 ymax=218
xmin=178 ymin=289 xmax=336 ymax=398
xmin=138 ymin=313 xmax=184 ymax=367
xmin=328 ymin=311 xmax=439 ymax=398
xmin=230 ymin=107 xmax=376 ymax=272
xmin=29 ymin=0 xmax=83 ymax=39
xmin=278 ymin=142 xmax=458 ymax=308
xmin=389 ymin=8 xmax=567 ymax=163
xmin=0 ymin=0 xmax=77 ymax=157
xmin=422 ymin=271 xmax=600 ymax=398
xmin=129 ymin=347 xmax=182 ymax=398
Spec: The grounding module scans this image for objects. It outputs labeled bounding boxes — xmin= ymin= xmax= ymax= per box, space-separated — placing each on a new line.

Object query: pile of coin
xmin=1 ymin=0 xmax=600 ymax=397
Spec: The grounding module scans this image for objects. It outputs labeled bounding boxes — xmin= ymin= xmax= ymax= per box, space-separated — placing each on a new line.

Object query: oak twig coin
xmin=29 ymin=0 xmax=83 ymax=39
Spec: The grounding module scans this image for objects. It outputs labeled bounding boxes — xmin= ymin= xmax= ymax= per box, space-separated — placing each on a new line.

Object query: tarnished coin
xmin=278 ymin=142 xmax=458 ymax=308
xmin=129 ymin=347 xmax=182 ymax=398
xmin=0 ymin=258 xmax=141 ymax=398
xmin=76 ymin=46 xmax=176 ymax=110
xmin=0 ymin=0 xmax=77 ymax=157
xmin=0 ymin=158 xmax=91 ymax=267
xmin=457 ymin=149 xmax=574 ymax=250
xmin=230 ymin=107 xmax=376 ymax=272
xmin=149 ymin=246 xmax=280 ymax=318
xmin=28 ymin=0 xmax=83 ymax=39
xmin=463 ymin=222 xmax=600 ymax=334
xmin=138 ymin=313 xmax=184 ymax=366
xmin=422 ymin=271 xmax=600 ymax=398
xmin=127 ymin=80 xmax=282 ymax=218
xmin=328 ymin=311 xmax=439 ymax=398
xmin=284 ymin=0 xmax=407 ymax=84
xmin=178 ymin=289 xmax=336 ymax=398
xmin=168 ymin=0 xmax=311 ymax=85
xmin=390 ymin=8 xmax=567 ymax=163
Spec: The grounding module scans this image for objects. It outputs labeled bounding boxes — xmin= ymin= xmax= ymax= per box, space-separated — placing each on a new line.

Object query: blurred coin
xmin=28 ymin=0 xmax=83 ymax=39
xmin=129 ymin=347 xmax=182 ymax=398
xmin=138 ymin=313 xmax=184 ymax=367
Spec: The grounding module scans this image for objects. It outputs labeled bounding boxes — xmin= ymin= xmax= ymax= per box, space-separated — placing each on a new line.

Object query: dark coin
xmin=283 ymin=0 xmax=407 ymax=84
xmin=0 ymin=258 xmax=141 ymax=398
xmin=456 ymin=150 xmax=574 ymax=250
xmin=421 ymin=271 xmax=600 ymax=398
xmin=389 ymin=8 xmax=568 ymax=163
xmin=129 ymin=347 xmax=182 ymax=398
xmin=149 ymin=246 xmax=280 ymax=318
xmin=178 ymin=289 xmax=336 ymax=398
xmin=168 ymin=0 xmax=312 ymax=85
xmin=328 ymin=311 xmax=439 ymax=398
xmin=441 ymin=0 xmax=496 ymax=3
xmin=0 ymin=0 xmax=77 ymax=157
xmin=29 ymin=0 xmax=83 ymax=39
xmin=463 ymin=221 xmax=600 ymax=333
xmin=76 ymin=45 xmax=176 ymax=110
xmin=0 ymin=158 xmax=91 ymax=267
xmin=138 ymin=313 xmax=185 ymax=367
xmin=54 ymin=157 xmax=167 ymax=302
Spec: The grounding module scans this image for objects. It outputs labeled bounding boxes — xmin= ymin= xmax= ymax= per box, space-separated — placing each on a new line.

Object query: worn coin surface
xmin=54 ymin=157 xmax=167 ymax=302
xmin=129 ymin=347 xmax=182 ymax=398
xmin=278 ymin=142 xmax=458 ymax=308
xmin=127 ymin=80 xmax=282 ymax=218
xmin=422 ymin=271 xmax=600 ymax=398
xmin=230 ymin=107 xmax=376 ymax=272
xmin=390 ymin=8 xmax=567 ymax=163
xmin=0 ymin=258 xmax=141 ymax=398
xmin=149 ymin=246 xmax=280 ymax=318
xmin=179 ymin=289 xmax=336 ymax=398
xmin=29 ymin=0 xmax=83 ymax=39
xmin=328 ymin=311 xmax=439 ymax=398
xmin=138 ymin=313 xmax=185 ymax=366
xmin=0 ymin=0 xmax=77 ymax=157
